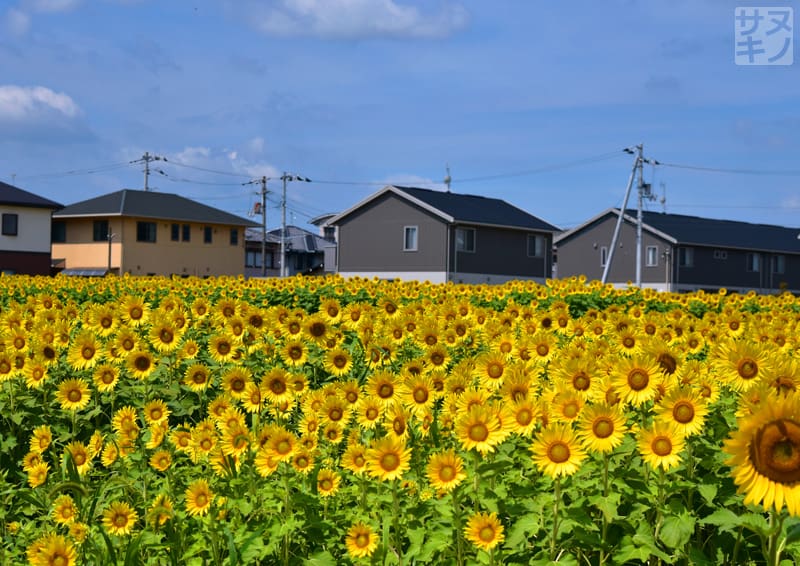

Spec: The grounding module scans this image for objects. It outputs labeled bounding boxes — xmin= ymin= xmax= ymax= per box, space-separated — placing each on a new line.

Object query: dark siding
xmin=674 ymin=248 xmax=800 ymax=291
xmin=337 ymin=193 xmax=446 ymax=272
xmin=0 ymin=251 xmax=52 ymax=275
xmin=451 ymin=225 xmax=550 ymax=278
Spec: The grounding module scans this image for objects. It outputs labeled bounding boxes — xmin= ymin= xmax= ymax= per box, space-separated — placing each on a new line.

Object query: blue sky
xmin=1 ymin=0 xmax=798 ymax=233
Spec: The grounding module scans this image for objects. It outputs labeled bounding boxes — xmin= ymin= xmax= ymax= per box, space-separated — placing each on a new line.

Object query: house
xmin=0 ymin=181 xmax=62 ymax=275
xmin=554 ymin=208 xmax=800 ymax=294
xmin=308 ymin=213 xmax=338 ymax=274
xmin=244 ymin=225 xmax=330 ymax=278
xmin=328 ymin=185 xmax=560 ymax=284
xmin=52 ymin=189 xmax=258 ymax=277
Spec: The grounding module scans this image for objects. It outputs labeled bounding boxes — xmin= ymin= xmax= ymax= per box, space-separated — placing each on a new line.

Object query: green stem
xmin=392 ymin=480 xmax=404 ymax=566
xmin=551 ymin=477 xmax=561 ymax=561
xmin=282 ymin=470 xmax=292 ymax=566
xmin=766 ymin=511 xmax=787 ymax=566
xmin=472 ymin=450 xmax=481 ymax=512
xmin=452 ymin=487 xmax=465 ymax=566
xmin=599 ymin=453 xmax=610 ymax=566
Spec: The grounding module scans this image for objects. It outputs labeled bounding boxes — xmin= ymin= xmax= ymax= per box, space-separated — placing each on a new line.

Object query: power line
xmin=13 ymin=161 xmax=133 ymax=181
xmin=659 ymin=162 xmax=800 ymax=176
xmin=166 ymin=159 xmax=252 ymax=178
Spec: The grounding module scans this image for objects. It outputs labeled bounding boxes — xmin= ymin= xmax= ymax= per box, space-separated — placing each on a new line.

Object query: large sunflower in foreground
xmin=576 ymin=403 xmax=628 ymax=454
xmin=366 ymin=435 xmax=411 ymax=482
xmin=724 ymin=392 xmax=800 ymax=515
xmin=638 ymin=421 xmax=686 ymax=471
xmin=464 ymin=511 xmax=505 ymax=552
xmin=426 ymin=449 xmax=466 ymax=493
xmin=610 ymin=354 xmax=663 ymax=407
xmin=530 ymin=423 xmax=587 ymax=478
xmin=712 ymin=339 xmax=771 ymax=392
xmin=26 ymin=533 xmax=77 ymax=566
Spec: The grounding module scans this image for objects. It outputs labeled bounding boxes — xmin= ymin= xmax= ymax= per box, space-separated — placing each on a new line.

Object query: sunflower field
xmin=3 ymin=273 xmax=800 ymax=565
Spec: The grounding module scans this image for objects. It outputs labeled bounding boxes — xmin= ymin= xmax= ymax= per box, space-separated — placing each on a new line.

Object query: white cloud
xmin=247 ymin=137 xmax=265 ymax=154
xmin=241 ymin=0 xmax=468 ymax=39
xmin=0 ymin=85 xmax=81 ymax=121
xmin=4 ymin=8 xmax=30 ymax=36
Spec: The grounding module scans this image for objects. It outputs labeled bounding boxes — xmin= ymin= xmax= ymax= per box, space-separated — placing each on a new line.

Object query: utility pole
xmin=279 ymin=173 xmax=311 ymax=277
xmin=140 ymin=152 xmax=167 ymax=191
xmin=602 ymin=149 xmax=640 ymax=285
xmin=444 ymin=164 xmax=452 ymax=192
xmin=260 ymin=176 xmax=268 ymax=277
xmin=635 ymin=144 xmax=644 ymax=287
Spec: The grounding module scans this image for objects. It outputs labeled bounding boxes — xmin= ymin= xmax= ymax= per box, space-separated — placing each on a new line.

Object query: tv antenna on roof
xmin=444 ymin=164 xmax=451 ymax=192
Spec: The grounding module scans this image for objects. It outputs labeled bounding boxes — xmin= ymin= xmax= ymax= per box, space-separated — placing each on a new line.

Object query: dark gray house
xmin=555 ymin=208 xmax=800 ymax=293
xmin=244 ymin=225 xmax=330 ymax=278
xmin=328 ymin=185 xmax=560 ymax=284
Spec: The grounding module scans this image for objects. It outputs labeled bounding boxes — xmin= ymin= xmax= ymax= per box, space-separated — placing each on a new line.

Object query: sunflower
xmin=93 ymin=364 xmax=120 ymax=392
xmin=149 ymin=449 xmax=172 ymax=472
xmin=67 ymin=330 xmax=102 ymax=370
xmin=343 ymin=521 xmax=379 ymax=559
xmin=384 ymin=404 xmax=413 ymax=441
xmin=27 ymin=462 xmax=49 ymax=488
xmin=183 ymin=363 xmax=212 ymax=392
xmin=323 ymin=346 xmax=353 ymax=377
xmin=576 ymin=403 xmax=628 ymax=454
xmin=610 ymin=354 xmax=663 ymax=408
xmin=426 ymin=449 xmax=466 ymax=493
xmin=52 ymin=494 xmax=78 ymax=525
xmin=241 ymin=382 xmax=263 ymax=413
xmin=464 ymin=511 xmax=505 ymax=552
xmin=280 ymin=339 xmax=308 ymax=367
xmin=142 ymin=399 xmax=170 ymax=426
xmin=355 ymin=397 xmax=384 ymax=430
xmin=259 ymin=367 xmax=293 ymax=406
xmin=551 ymin=357 xmax=596 ymax=400
xmin=401 ymin=373 xmax=436 ymax=417
xmin=147 ymin=493 xmax=174 ymax=527
xmin=112 ymin=406 xmax=140 ymax=435
xmin=366 ymin=435 xmax=412 ymax=482
xmin=29 ymin=424 xmax=52 ymax=453
xmin=120 ymin=295 xmax=149 ymax=326
xmin=102 ymin=501 xmax=138 ymax=536
xmin=191 ymin=297 xmax=211 ymax=320
xmin=341 ymin=442 xmax=368 ymax=476
xmin=185 ymin=479 xmax=213 ymax=517
xmin=221 ymin=367 xmax=252 ymax=399
xmin=290 ymin=447 xmax=315 ymax=475
xmin=127 ymin=350 xmax=156 ymax=380
xmin=208 ymin=333 xmax=238 ymax=364
xmin=26 ymin=533 xmax=77 ymax=566
xmin=56 ymin=378 xmax=91 ymax=412
xmin=149 ymin=318 xmax=182 ymax=353
xmin=508 ymin=399 xmax=539 ymax=436
xmin=69 ymin=521 xmax=89 ymax=543
xmin=455 ymin=405 xmax=503 ymax=455
xmin=712 ymin=339 xmax=771 ymax=392
xmin=530 ymin=423 xmax=587 ymax=478
xmin=23 ymin=359 xmax=48 ymax=389
xmin=638 ymin=421 xmax=686 ymax=471
xmin=366 ymin=370 xmax=399 ymax=407
xmin=529 ymin=331 xmax=558 ymax=365
xmin=655 ymin=386 xmax=709 ymax=437
xmin=111 ymin=328 xmax=140 ymax=359
xmin=548 ymin=389 xmax=585 ymax=424
xmin=316 ymin=468 xmax=341 ymax=497
xmin=64 ymin=441 xmax=92 ymax=475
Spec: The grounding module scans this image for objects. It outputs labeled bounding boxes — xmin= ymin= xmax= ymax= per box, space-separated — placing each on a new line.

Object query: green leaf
xmin=696 ymin=483 xmax=717 ymax=506
xmin=741 ymin=513 xmax=770 ymax=537
xmin=504 ymin=513 xmax=542 ymax=548
xmin=589 ymin=493 xmax=620 ymax=521
xmin=699 ymin=508 xmax=742 ymax=533
xmin=784 ymin=522 xmax=800 ymax=546
xmin=659 ymin=511 xmax=696 ymax=549
xmin=303 ymin=550 xmax=336 ymax=566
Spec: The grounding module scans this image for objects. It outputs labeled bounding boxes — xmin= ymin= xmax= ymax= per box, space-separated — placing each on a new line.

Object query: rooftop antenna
xmin=660 ymin=182 xmax=667 ymax=213
xmin=444 ymin=164 xmax=451 ymax=192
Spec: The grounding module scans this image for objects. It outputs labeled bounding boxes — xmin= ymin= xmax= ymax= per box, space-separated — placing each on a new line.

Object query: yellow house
xmin=52 ymin=189 xmax=258 ymax=277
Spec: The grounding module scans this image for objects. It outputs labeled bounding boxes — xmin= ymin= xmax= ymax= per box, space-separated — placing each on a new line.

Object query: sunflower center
xmin=413 ymin=388 xmax=429 ymax=404
xmin=751 ymin=419 xmax=800 ymax=484
xmin=738 ymin=358 xmax=759 ymax=380
xmin=378 ymin=384 xmax=394 ymax=399
xmin=114 ymin=514 xmax=128 ymax=527
xmin=43 ymin=346 xmax=56 ymax=360
xmin=329 ymin=408 xmax=343 ymax=421
xmin=217 ymin=341 xmax=231 ymax=355
xmin=652 ymin=436 xmax=672 ymax=456
xmin=627 ymin=369 xmax=649 ymax=391
xmin=192 ymin=371 xmax=207 ymax=384
xmin=393 ymin=419 xmax=405 ymax=435
xmin=309 ymin=322 xmax=326 ymax=337
xmin=591 ymin=416 xmax=613 ymax=438
xmin=269 ymin=379 xmax=286 ymax=394
xmin=536 ymin=344 xmax=549 ymax=357
xmin=439 ymin=464 xmax=456 ymax=481
xmin=231 ymin=378 xmax=245 ymax=392
xmin=319 ymin=478 xmax=333 ymax=491
xmin=573 ymin=372 xmax=590 ymax=391
xmin=68 ymin=390 xmax=82 ymax=402
xmin=355 ymin=533 xmax=370 ymax=548
xmin=72 ymin=452 xmax=86 ymax=465
xmin=333 ymin=355 xmax=348 ymax=369
xmin=354 ymin=454 xmax=366 ymax=467
xmin=130 ymin=307 xmax=143 ymax=320
xmin=468 ymin=423 xmax=489 ymax=442
xmin=81 ymin=346 xmax=95 ymax=360
xmin=380 ymin=453 xmax=400 ymax=471
xmin=431 ymin=353 xmax=444 ymax=366
xmin=516 ymin=408 xmax=533 ymax=426
xmin=479 ymin=525 xmax=496 ymax=542
xmin=730 ymin=321 xmax=740 ymax=331
xmin=135 ymin=356 xmax=150 ymax=371
xmin=487 ymin=362 xmax=503 ymax=379
xmin=622 ymin=336 xmax=635 ymax=349
xmin=195 ymin=494 xmax=208 ymax=507
xmin=562 ymin=401 xmax=580 ymax=419
xmin=658 ymin=353 xmax=677 ymax=375
xmin=548 ymin=442 xmax=570 ymax=463
xmin=288 ymin=346 xmax=303 ymax=360
xmin=673 ymin=401 xmax=695 ymax=424
xmin=150 ymin=408 xmax=162 ymax=420
xmin=160 ymin=329 xmax=173 ymax=344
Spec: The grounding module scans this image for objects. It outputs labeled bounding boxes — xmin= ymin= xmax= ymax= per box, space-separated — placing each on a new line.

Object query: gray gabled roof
xmin=0 ymin=181 xmax=63 ymax=209
xmin=53 ymin=189 xmax=258 ymax=227
xmin=556 ymin=207 xmax=800 ymax=254
xmin=329 ymin=185 xmax=560 ymax=232
xmin=245 ymin=225 xmax=332 ymax=252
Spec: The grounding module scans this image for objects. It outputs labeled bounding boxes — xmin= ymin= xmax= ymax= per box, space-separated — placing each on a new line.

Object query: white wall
xmin=0 ymin=206 xmax=52 ymax=253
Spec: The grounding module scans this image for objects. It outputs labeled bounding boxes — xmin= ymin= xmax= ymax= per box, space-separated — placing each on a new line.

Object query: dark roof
xmin=0 ymin=181 xmax=62 ymax=209
xmin=393 ymin=186 xmax=560 ymax=232
xmin=639 ymin=210 xmax=800 ymax=254
xmin=246 ymin=225 xmax=332 ymax=252
xmin=53 ymin=189 xmax=258 ymax=226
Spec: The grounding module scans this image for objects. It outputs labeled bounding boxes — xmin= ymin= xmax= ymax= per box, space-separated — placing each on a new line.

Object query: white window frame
xmin=747 ymin=252 xmax=761 ymax=273
xmin=455 ymin=227 xmax=476 ymax=253
xmin=403 ymin=226 xmax=418 ymax=252
xmin=646 ymin=245 xmax=658 ymax=267
xmin=600 ymin=246 xmax=608 ymax=267
xmin=527 ymin=234 xmax=546 ymax=258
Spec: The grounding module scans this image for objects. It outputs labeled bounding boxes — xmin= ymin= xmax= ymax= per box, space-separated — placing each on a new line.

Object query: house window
xmin=713 ymin=249 xmax=728 ymax=260
xmin=182 ymin=224 xmax=191 ymax=241
xmin=646 ymin=246 xmax=658 ymax=267
xmin=773 ymin=255 xmax=786 ymax=274
xmin=678 ymin=247 xmax=694 ymax=268
xmin=266 ymin=251 xmax=275 ymax=268
xmin=747 ymin=252 xmax=761 ymax=272
xmin=246 ymin=250 xmax=262 ymax=268
xmin=93 ymin=220 xmax=109 ymax=242
xmin=323 ymin=226 xmax=335 ymax=241
xmin=171 ymin=223 xmax=180 ymax=242
xmin=52 ymin=220 xmax=66 ymax=243
xmin=600 ymin=246 xmax=608 ymax=267
xmin=230 ymin=229 xmax=238 ymax=246
xmin=136 ymin=221 xmax=157 ymax=243
xmin=204 ymin=226 xmax=213 ymax=244
xmin=1 ymin=213 xmax=18 ymax=236
xmin=403 ymin=226 xmax=418 ymax=251
xmin=456 ymin=228 xmax=476 ymax=252
xmin=527 ymin=234 xmax=546 ymax=257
